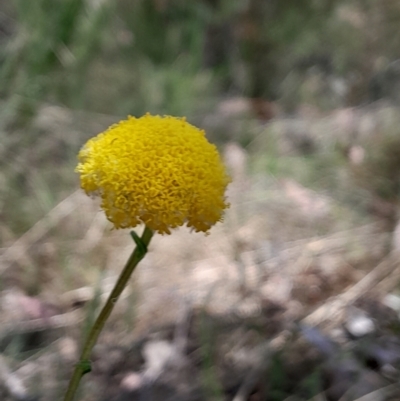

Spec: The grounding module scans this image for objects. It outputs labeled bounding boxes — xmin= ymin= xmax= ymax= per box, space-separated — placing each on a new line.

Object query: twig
xmin=0 ymin=309 xmax=83 ymax=342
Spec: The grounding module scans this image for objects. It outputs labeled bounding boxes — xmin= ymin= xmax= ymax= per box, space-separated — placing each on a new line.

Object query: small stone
xmin=120 ymin=372 xmax=143 ymax=391
xmin=142 ymin=340 xmax=174 ymax=380
xmin=345 ymin=308 xmax=375 ymax=338
xmin=383 ymin=293 xmax=400 ymax=316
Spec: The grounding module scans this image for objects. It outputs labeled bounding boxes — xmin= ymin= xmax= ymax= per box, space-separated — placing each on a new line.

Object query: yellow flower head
xmin=76 ymin=114 xmax=230 ymax=234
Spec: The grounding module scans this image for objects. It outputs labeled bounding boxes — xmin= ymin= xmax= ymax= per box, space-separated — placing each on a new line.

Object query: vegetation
xmin=1 ymin=1 xmax=400 ymax=400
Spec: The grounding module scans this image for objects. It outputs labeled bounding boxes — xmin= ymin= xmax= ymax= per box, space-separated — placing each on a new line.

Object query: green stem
xmin=63 ymin=225 xmax=154 ymax=401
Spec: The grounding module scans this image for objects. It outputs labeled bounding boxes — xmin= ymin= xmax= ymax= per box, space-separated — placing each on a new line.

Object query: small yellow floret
xmin=76 ymin=114 xmax=230 ymax=234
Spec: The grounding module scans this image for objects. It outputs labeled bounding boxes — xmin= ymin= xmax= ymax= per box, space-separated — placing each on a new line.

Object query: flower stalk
xmin=66 ymin=113 xmax=229 ymax=400
xmin=63 ymin=226 xmax=154 ymax=401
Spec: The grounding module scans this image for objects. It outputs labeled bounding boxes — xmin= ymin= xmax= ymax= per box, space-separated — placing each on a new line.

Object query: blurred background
xmin=2 ymin=1 xmax=400 ymax=400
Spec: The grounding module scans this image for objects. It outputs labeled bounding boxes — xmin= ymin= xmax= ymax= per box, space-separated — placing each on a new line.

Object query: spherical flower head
xmin=76 ymin=114 xmax=231 ymax=235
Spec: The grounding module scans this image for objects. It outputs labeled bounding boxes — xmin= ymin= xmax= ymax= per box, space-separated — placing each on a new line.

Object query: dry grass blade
xmin=173 ymin=299 xmax=192 ymax=356
xmin=0 ymin=354 xmax=30 ymax=400
xmin=306 ymin=393 xmax=328 ymax=401
xmin=251 ymin=222 xmax=383 ymax=272
xmin=75 ymin=212 xmax=108 ymax=255
xmin=67 ymin=211 xmax=108 ymax=270
xmin=0 ymin=309 xmax=83 ymax=342
xmin=350 ymin=383 xmax=400 ymax=401
xmin=232 ymin=343 xmax=270 ymax=401
xmin=0 ymin=190 xmax=82 ymax=274
xmin=230 ymin=329 xmax=291 ymax=401
xmin=302 ymin=251 xmax=400 ymax=328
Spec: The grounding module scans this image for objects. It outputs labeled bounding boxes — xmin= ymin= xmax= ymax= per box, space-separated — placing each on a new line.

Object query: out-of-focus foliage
xmin=2 ymin=0 xmax=400 ymax=120
xmin=2 ymin=0 xmax=400 ymax=234
xmin=0 ymin=0 xmax=113 ymax=124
